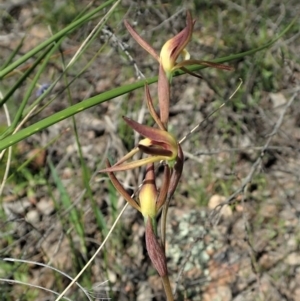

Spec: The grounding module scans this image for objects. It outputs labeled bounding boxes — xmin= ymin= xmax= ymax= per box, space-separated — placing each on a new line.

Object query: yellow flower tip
xmin=181 ymin=48 xmax=191 ymax=60
xmin=139 ymin=185 xmax=157 ymax=218
xmin=139 ymin=164 xmax=158 ymax=218
xmin=160 ymin=40 xmax=176 ymax=74
xmin=124 ymin=116 xmax=178 ymax=162
xmin=159 ymin=11 xmax=194 ymax=76
xmin=139 ymin=138 xmax=152 ymax=147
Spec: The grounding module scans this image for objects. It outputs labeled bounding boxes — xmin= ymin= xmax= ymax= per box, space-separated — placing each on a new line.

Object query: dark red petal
xmin=145 ymin=218 xmax=168 ymax=277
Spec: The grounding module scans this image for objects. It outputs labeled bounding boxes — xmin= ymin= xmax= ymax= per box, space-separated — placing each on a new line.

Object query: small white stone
xmin=285 ymin=252 xmax=300 ymax=266
xmin=208 ymin=194 xmax=232 ymax=218
xmin=36 ymin=199 xmax=54 ymax=216
xmin=26 ymin=210 xmax=39 ymax=224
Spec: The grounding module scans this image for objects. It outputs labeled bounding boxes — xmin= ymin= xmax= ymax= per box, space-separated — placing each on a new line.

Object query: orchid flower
xmin=124 ymin=11 xmax=233 ymax=81
xmin=125 ymin=11 xmax=232 ymax=128
xmin=139 ymin=163 xmax=170 ymax=219
xmin=105 ymin=161 xmax=170 ymax=219
xmin=100 ymin=116 xmax=178 ymax=173
xmin=100 ymin=83 xmax=179 ymax=173
xmin=106 ymin=160 xmax=170 ymax=282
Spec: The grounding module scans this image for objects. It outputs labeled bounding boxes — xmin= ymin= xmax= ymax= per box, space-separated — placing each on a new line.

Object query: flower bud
xmin=145 ymin=217 xmax=168 ymax=277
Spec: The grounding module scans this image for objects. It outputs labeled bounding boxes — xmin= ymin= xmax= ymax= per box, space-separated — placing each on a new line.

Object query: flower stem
xmin=162 ymin=275 xmax=174 ymax=301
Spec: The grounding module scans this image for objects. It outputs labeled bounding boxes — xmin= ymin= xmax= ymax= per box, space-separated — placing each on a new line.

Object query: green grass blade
xmin=48 ymin=159 xmax=87 ymax=256
xmin=0 ymin=45 xmax=53 ymax=109
xmin=0 ymin=0 xmax=116 ymax=80
xmin=10 ymin=40 xmax=64 ymax=132
xmin=0 ymin=36 xmax=25 ymax=71
xmin=22 ymin=35 xmax=109 ymax=120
